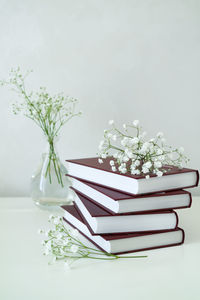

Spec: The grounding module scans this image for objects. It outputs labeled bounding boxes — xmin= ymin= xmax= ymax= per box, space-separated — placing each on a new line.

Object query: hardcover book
xmin=66 ymin=157 xmax=199 ymax=195
xmin=72 ymin=189 xmax=179 ymax=234
xmin=69 ymin=175 xmax=192 ymax=214
xmin=62 ymin=205 xmax=185 ymax=255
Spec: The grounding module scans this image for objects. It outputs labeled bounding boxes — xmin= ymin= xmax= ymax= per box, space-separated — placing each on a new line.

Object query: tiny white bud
xmin=109 ymin=160 xmax=115 ymax=166
xmin=154 ymin=161 xmax=162 ymax=168
xmin=156 ymin=132 xmax=164 ymax=138
xmin=48 ymin=215 xmax=54 ymax=221
xmin=112 ymin=166 xmax=117 ymax=172
xmin=108 ymin=120 xmax=114 ymax=125
xmin=156 ymin=149 xmax=163 ymax=155
xmin=156 ymin=171 xmax=163 ymax=177
xmin=133 ymin=120 xmax=139 ymax=127
xmin=98 ymin=158 xmax=103 ymax=164
xmin=179 ymin=147 xmax=184 ymax=154
xmin=54 ymin=216 xmax=61 ymax=225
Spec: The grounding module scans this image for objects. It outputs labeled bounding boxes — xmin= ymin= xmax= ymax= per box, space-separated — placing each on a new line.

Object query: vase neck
xmin=45 ymin=138 xmax=59 ymax=155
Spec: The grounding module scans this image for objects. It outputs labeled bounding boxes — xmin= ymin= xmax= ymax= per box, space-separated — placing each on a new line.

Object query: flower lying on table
xmin=38 ymin=215 xmax=147 ymax=267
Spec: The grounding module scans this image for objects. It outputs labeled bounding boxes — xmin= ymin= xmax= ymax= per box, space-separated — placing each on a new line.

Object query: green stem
xmin=43 ymin=139 xmax=64 ymax=187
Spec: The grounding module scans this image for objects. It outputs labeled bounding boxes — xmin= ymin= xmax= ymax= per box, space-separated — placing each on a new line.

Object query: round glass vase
xmin=30 ymin=140 xmax=72 ymax=207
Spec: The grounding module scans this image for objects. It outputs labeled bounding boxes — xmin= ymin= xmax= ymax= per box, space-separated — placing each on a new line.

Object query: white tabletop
xmin=0 ymin=196 xmax=200 ymax=300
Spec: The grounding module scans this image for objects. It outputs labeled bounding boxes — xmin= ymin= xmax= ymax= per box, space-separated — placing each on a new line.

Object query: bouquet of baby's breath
xmin=98 ymin=120 xmax=189 ymax=178
xmin=0 ymin=68 xmax=81 ymax=186
xmin=38 ymin=215 xmax=147 ymax=268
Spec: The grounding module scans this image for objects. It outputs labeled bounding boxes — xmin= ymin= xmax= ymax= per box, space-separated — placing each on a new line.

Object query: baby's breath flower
xmin=133 ymin=120 xmax=139 ymax=127
xmin=109 ymin=160 xmax=115 ymax=166
xmin=156 ymin=149 xmax=163 ymax=155
xmin=131 ymin=137 xmax=139 ymax=145
xmin=134 ymin=160 xmax=140 ymax=167
xmin=45 ymin=229 xmax=51 ymax=237
xmin=157 ymin=132 xmax=164 ymax=138
xmin=48 ymin=215 xmax=54 ymax=222
xmin=154 ymin=161 xmax=162 ymax=168
xmin=144 ymin=161 xmax=152 ymax=168
xmin=112 ymin=135 xmax=117 ymax=141
xmin=156 ymin=171 xmax=163 ymax=177
xmin=1 ymin=68 xmax=81 ymax=187
xmin=179 ymin=147 xmax=184 ymax=154
xmin=159 ymin=155 xmax=165 ymax=161
xmin=97 ymin=120 xmax=188 ymax=178
xmin=142 ymin=167 xmax=149 ymax=174
xmin=121 ymin=138 xmax=128 ymax=147
xmin=39 ymin=214 xmax=147 ymax=267
xmin=98 ymin=158 xmax=103 ymax=164
xmin=53 ymin=216 xmax=61 ymax=225
xmin=168 ymin=153 xmax=173 ymax=159
xmin=108 ymin=120 xmax=114 ymax=125
xmin=131 ymin=169 xmax=141 ymax=175
xmin=122 ymin=156 xmax=129 ymax=162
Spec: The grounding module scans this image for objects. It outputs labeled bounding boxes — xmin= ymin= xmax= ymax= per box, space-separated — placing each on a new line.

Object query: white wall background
xmin=0 ymin=0 xmax=199 ymax=196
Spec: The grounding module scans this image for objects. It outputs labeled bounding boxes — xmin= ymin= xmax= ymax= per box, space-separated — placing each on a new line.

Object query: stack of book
xmin=62 ymin=157 xmax=199 ymax=255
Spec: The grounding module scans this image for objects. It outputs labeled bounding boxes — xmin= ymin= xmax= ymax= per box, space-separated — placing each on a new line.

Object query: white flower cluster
xmin=1 ymin=67 xmax=82 ymax=187
xmin=98 ymin=120 xmax=189 ymax=179
xmin=38 ymin=215 xmax=83 ymax=266
xmin=38 ymin=215 xmax=146 ymax=267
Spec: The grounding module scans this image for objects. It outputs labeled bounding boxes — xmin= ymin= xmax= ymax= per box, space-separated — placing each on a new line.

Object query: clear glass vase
xmin=30 ymin=140 xmax=73 ymax=207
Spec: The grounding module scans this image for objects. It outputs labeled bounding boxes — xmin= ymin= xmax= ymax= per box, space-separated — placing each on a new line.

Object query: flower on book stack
xmin=40 ymin=120 xmax=199 ymax=266
xmin=98 ymin=120 xmax=189 ymax=178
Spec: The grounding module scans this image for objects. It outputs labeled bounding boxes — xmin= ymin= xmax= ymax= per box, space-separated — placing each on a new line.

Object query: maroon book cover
xmin=62 ymin=205 xmax=185 ymax=255
xmin=68 ymin=175 xmax=192 ymax=214
xmin=66 ymin=157 xmax=199 ymax=195
xmin=71 ymin=189 xmax=179 ymax=235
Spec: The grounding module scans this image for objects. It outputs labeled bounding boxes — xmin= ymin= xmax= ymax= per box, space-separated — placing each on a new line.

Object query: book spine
xmin=174 ymin=210 xmax=179 ymax=229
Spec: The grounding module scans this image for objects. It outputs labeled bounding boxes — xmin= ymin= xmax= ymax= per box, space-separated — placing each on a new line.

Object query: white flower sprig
xmin=38 ymin=215 xmax=147 ymax=268
xmin=98 ymin=120 xmax=189 ymax=179
xmin=0 ymin=67 xmax=82 ymax=186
